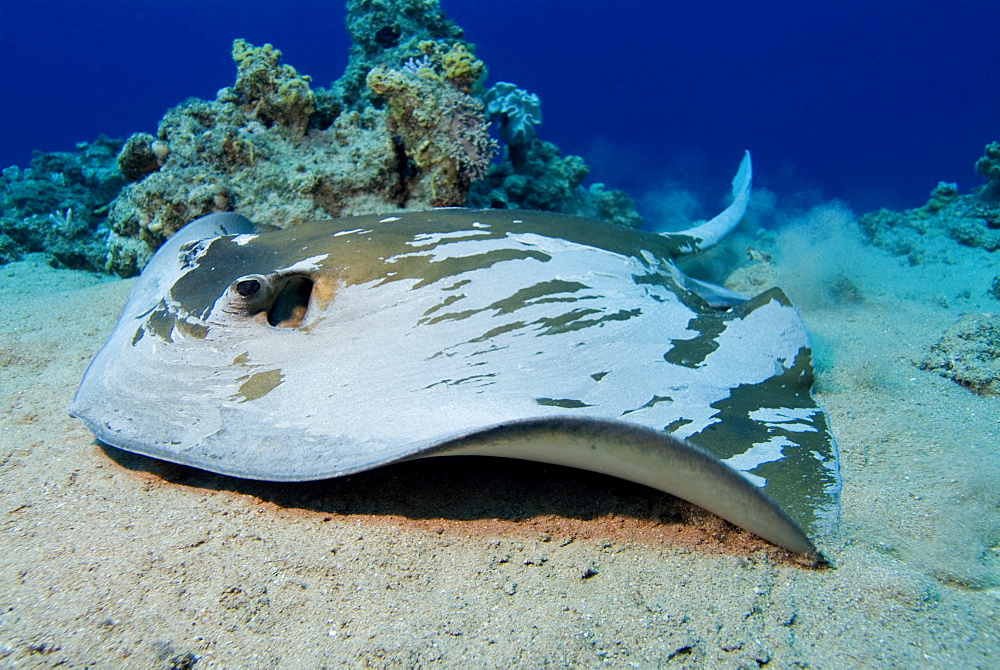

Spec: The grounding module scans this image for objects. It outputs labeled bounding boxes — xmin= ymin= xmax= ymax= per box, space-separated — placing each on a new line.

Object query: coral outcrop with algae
xmin=104 ymin=0 xmax=641 ymax=276
xmin=1 ymin=0 xmax=641 ymax=275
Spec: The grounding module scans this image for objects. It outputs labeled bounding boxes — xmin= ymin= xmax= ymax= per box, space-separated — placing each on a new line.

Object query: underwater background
xmin=2 ymin=0 xmax=998 ymax=213
xmin=0 ymin=1 xmax=997 ymax=667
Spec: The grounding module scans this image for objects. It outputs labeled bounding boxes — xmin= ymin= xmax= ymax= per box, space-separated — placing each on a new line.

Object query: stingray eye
xmin=236 ymin=279 xmax=261 ymax=297
xmin=230 ymin=274 xmax=273 ymax=304
xmin=227 ymin=273 xmax=315 ymax=328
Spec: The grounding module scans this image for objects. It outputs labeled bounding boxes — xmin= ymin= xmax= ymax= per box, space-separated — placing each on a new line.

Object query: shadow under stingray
xmin=99 ymin=443 xmax=793 ymax=560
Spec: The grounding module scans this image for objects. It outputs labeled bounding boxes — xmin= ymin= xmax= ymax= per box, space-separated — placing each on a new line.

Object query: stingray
xmin=71 ymin=152 xmax=840 ymax=557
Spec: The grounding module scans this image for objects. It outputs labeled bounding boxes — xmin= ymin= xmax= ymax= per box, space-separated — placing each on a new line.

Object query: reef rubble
xmin=921 ymin=313 xmax=1000 ymax=396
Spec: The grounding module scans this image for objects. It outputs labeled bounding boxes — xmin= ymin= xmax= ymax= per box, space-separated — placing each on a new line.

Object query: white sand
xmin=0 ymin=204 xmax=997 ymax=668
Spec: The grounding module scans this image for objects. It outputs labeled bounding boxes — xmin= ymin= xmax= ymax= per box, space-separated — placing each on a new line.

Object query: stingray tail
xmin=665 ymin=150 xmax=752 ymax=253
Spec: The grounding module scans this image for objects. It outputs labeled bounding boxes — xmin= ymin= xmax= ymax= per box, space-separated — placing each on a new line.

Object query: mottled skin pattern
xmin=71 ymin=162 xmax=840 ymax=557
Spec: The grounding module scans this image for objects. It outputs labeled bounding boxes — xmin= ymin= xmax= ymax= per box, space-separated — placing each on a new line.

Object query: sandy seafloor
xmin=0 ymin=202 xmax=997 ymax=668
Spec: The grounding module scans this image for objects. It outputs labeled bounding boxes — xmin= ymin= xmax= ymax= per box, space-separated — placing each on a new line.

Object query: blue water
xmin=1 ymin=0 xmax=996 ymax=212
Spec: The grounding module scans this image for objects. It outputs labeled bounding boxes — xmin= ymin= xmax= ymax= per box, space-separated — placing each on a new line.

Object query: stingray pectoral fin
xmin=422 ymin=416 xmax=817 ymax=557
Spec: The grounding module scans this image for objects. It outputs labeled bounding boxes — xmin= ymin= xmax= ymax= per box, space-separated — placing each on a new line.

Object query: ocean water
xmin=1 ymin=0 xmax=997 ymax=213
xmin=0 ymin=1 xmax=998 ymax=667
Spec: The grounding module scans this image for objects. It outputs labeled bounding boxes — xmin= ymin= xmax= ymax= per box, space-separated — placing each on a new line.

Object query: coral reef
xmin=366 ymin=44 xmax=496 ymax=206
xmin=920 ymin=313 xmax=1000 ymax=395
xmin=105 ymin=39 xmax=399 ymax=275
xmin=471 ymin=80 xmax=640 ymax=227
xmin=0 ymin=136 xmax=123 ymax=271
xmin=858 ymin=145 xmax=1000 ymax=263
xmin=231 ymin=39 xmax=316 ymax=134
xmin=468 ymin=139 xmax=642 ymax=228
xmin=107 ymin=0 xmax=642 ymax=275
xmin=105 ymin=0 xmax=506 ymax=276
xmin=10 ymin=0 xmax=644 ymax=276
xmin=107 ymin=32 xmax=496 ymax=276
xmin=332 ymin=0 xmax=464 ymax=110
